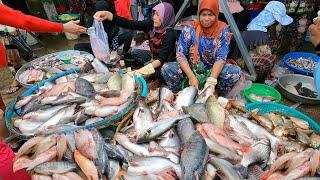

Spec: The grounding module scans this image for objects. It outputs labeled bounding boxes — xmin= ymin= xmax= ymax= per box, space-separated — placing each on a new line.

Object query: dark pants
xmin=75 ymin=0 xmax=133 ymax=54
xmin=123 ymin=49 xmax=152 ymax=68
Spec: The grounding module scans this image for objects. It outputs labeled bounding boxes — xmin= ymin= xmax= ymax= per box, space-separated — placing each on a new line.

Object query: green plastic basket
xmin=243 ymin=83 xmax=281 ymax=103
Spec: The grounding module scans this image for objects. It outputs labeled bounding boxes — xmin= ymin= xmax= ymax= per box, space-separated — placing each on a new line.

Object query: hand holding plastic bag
xmin=90 ymin=20 xmax=110 ymax=63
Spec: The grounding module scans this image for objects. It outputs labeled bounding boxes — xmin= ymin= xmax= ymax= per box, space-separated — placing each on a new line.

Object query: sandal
xmin=7 ymin=83 xmax=22 ymax=94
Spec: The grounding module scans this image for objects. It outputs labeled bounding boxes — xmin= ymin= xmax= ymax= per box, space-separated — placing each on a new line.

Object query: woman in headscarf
xmin=161 ymin=0 xmax=241 ymax=96
xmin=94 ymin=2 xmax=176 ymax=77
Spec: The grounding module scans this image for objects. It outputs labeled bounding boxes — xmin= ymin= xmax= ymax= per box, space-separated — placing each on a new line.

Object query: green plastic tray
xmin=243 ymin=83 xmax=281 ymax=103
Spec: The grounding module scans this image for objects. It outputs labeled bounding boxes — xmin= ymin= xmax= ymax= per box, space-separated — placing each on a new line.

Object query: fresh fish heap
xmin=18 ymin=52 xmax=92 ymax=85
xmin=13 ymin=85 xmax=320 ymax=180
xmin=288 ymin=57 xmax=316 ymax=72
xmin=109 ymin=86 xmax=319 ymax=179
xmin=13 ymin=129 xmax=126 ymax=180
xmin=13 ymin=71 xmax=136 ymax=136
xmin=249 ymin=93 xmax=276 ymax=102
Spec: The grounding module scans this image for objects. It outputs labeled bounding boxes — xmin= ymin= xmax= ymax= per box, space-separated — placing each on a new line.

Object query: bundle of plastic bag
xmin=90 ymin=20 xmax=110 ymax=63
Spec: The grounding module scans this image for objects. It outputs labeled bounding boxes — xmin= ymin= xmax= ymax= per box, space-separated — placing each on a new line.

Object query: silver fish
xmin=22 ymin=105 xmax=67 ymax=122
xmin=209 ymin=156 xmax=242 ymax=180
xmin=15 ymin=91 xmax=42 ymax=109
xmin=247 ymin=165 xmax=264 ymax=180
xmin=241 ymin=138 xmax=271 ymax=168
xmin=155 ymin=86 xmax=174 ymax=114
xmin=34 ymin=161 xmax=76 ymax=175
xmin=84 ymin=117 xmax=103 ymax=125
xmin=133 ymin=101 xmax=154 ymax=138
xmin=158 ymin=129 xmax=180 ymax=155
xmin=180 ymin=131 xmax=208 ymax=180
xmin=37 ymin=104 xmax=76 ymax=133
xmin=41 ymin=92 xmax=87 ymax=105
xmin=195 ymin=85 xmax=215 ymax=104
xmin=126 ymin=156 xmax=182 ymax=179
xmin=108 ymin=159 xmax=120 ymax=180
xmin=205 ymin=163 xmax=217 ymax=180
xmin=136 ymin=115 xmax=190 ymax=143
xmin=174 ymin=86 xmax=197 ymax=111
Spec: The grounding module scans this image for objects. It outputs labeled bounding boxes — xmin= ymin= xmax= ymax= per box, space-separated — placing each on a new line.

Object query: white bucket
xmin=64 ymin=32 xmax=79 ymax=40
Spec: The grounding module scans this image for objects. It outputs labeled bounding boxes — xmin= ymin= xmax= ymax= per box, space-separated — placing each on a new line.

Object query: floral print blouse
xmin=176 ymin=24 xmax=233 ymax=69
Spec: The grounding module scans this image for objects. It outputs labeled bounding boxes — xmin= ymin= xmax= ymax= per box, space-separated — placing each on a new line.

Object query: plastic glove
xmin=134 ymin=63 xmax=155 ymax=76
xmin=204 ymin=77 xmax=217 ymax=90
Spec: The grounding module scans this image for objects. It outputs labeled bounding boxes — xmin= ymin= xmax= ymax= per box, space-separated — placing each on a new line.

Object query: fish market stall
xmin=7 ymin=84 xmax=320 ymax=179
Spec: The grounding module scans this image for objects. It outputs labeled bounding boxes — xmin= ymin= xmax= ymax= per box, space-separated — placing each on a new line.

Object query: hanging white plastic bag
xmin=92 ymin=58 xmax=109 ymax=73
xmin=90 ymin=20 xmax=110 ymax=63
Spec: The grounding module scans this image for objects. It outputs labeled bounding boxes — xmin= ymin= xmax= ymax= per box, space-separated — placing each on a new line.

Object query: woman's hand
xmin=94 ymin=11 xmax=113 ymax=21
xmin=63 ymin=20 xmax=87 ymax=34
xmin=189 ymin=75 xmax=199 ymax=89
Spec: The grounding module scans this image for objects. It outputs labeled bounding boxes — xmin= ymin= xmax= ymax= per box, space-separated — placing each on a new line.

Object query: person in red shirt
xmin=0 ymin=4 xmax=86 ymax=179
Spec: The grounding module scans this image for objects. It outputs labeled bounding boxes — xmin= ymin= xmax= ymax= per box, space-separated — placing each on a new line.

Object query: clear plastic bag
xmin=92 ymin=58 xmax=109 ymax=73
xmin=90 ymin=20 xmax=110 ymax=63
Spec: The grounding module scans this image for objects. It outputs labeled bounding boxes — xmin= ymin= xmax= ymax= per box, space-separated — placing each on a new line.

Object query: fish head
xmin=136 ymin=128 xmax=152 ymax=143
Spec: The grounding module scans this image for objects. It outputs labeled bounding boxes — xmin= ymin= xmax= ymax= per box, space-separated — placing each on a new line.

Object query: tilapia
xmin=174 ymin=86 xmax=197 ymax=111
xmin=195 ymin=85 xmax=215 ymax=104
xmin=13 ymin=156 xmax=32 ymax=173
xmin=136 ymin=115 xmax=190 ymax=143
xmin=126 ymin=156 xmax=182 ymax=179
xmin=205 ymin=95 xmax=225 ymax=128
xmin=268 ymin=152 xmax=298 ymax=174
xmin=34 ymin=161 xmax=76 ymax=175
xmin=182 ymin=103 xmax=209 ymax=123
xmin=202 ymin=123 xmax=250 ymax=153
xmin=74 ymin=129 xmax=97 ymax=160
xmin=14 ymin=136 xmax=45 ymax=161
xmin=209 ymin=156 xmax=242 ymax=180
xmin=75 ymin=77 xmax=96 ymax=98
xmin=74 ymin=150 xmax=99 ymax=180
xmin=240 ymin=138 xmax=271 ymax=168
xmin=42 ymin=81 xmax=75 ymax=97
xmin=57 ymin=135 xmax=68 ymax=161
xmin=25 ymin=146 xmax=57 ymax=171
xmin=310 ymin=150 xmax=320 ymax=176
xmin=247 ymin=165 xmax=264 ymax=180
xmin=32 ymin=135 xmax=57 ymax=158
xmin=286 ymin=149 xmax=313 ymax=173
xmin=80 ymin=73 xmax=111 ymax=83
xmin=107 ymin=72 xmax=122 ymax=91
xmin=180 ymin=131 xmax=208 ymax=180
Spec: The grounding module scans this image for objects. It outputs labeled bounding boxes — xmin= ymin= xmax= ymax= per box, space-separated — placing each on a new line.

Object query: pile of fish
xmin=288 ymin=57 xmax=316 ymax=72
xmin=13 ymin=85 xmax=320 ymax=179
xmin=13 ymin=71 xmax=136 ymax=136
xmin=13 ymin=128 xmax=126 ymax=180
xmin=18 ymin=52 xmax=92 ymax=85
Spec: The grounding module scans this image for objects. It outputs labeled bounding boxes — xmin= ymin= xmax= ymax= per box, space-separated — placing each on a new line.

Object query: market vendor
xmin=161 ymin=0 xmax=241 ymax=96
xmin=229 ymin=1 xmax=293 ymax=80
xmin=309 ymin=14 xmax=320 ymax=56
xmin=74 ymin=0 xmax=133 ymax=57
xmin=94 ymin=2 xmax=176 ymax=77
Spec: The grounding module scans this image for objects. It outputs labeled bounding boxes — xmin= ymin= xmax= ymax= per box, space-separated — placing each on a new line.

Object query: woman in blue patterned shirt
xmin=161 ymin=0 xmax=241 ymax=96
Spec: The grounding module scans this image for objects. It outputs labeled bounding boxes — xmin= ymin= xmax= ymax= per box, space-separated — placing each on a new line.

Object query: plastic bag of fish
xmin=95 ymin=86 xmax=319 ymax=180
xmin=13 ymin=128 xmax=126 ymax=180
xmin=13 ymin=71 xmax=136 ymax=136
